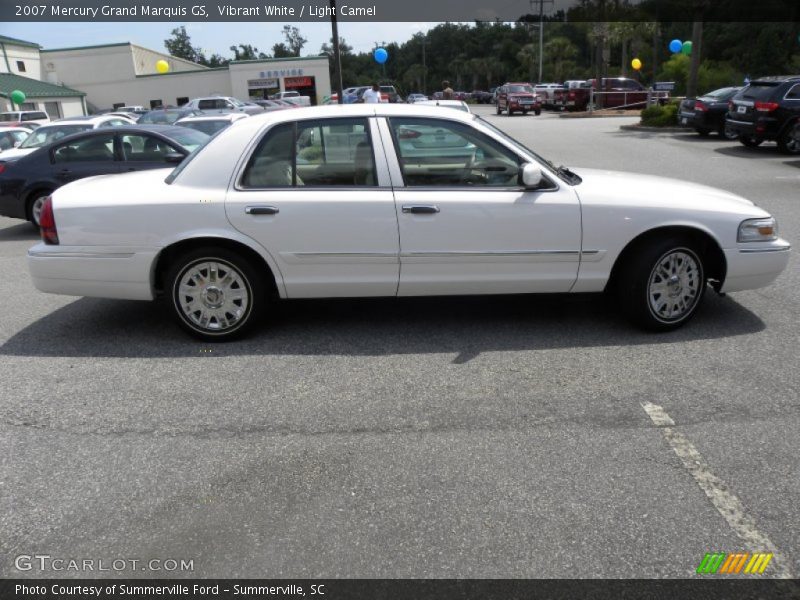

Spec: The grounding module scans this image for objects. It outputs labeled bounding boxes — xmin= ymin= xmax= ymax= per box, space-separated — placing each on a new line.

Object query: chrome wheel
xmin=174 ymin=259 xmax=251 ymax=334
xmin=30 ymin=194 xmax=48 ymax=226
xmin=647 ymin=250 xmax=701 ymax=322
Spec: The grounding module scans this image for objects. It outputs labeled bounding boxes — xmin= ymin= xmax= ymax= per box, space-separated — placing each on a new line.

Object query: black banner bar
xmin=2 ymin=579 xmax=800 ymax=600
xmin=1 ymin=0 xmax=799 ymax=22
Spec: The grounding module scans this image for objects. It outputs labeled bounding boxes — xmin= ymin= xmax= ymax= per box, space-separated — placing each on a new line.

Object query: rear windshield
xmin=19 ymin=124 xmax=93 ymax=148
xmin=701 ymin=87 xmax=739 ymax=100
xmin=742 ymin=83 xmax=781 ymax=100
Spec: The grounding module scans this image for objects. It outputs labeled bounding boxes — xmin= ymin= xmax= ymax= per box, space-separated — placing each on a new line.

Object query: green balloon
xmin=681 ymin=41 xmax=692 ymax=55
xmin=10 ymin=89 xmax=26 ymax=104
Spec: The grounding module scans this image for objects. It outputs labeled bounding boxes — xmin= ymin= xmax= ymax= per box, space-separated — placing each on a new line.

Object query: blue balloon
xmin=374 ymin=48 xmax=388 ymax=64
xmin=669 ymin=39 xmax=683 ymax=53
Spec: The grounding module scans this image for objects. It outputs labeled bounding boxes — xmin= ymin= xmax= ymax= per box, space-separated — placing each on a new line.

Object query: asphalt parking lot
xmin=1 ymin=106 xmax=798 ymax=579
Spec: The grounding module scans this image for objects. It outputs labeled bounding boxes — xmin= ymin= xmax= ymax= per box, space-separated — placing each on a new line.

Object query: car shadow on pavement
xmin=713 ymin=145 xmax=781 ymax=159
xmin=0 ymin=292 xmax=765 ymax=360
xmin=0 ymin=222 xmax=38 ymax=241
xmin=783 ymin=160 xmax=800 ymax=169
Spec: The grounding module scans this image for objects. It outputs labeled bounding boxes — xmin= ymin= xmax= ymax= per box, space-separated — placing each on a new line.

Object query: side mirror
xmin=164 ymin=152 xmax=184 ymax=164
xmin=519 ymin=163 xmax=542 ymax=188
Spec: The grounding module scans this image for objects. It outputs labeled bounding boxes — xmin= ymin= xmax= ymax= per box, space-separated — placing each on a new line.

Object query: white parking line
xmin=641 ymin=401 xmax=794 ymax=579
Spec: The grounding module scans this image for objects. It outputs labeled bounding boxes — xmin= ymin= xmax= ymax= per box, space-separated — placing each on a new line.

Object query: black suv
xmin=726 ymin=75 xmax=800 ymax=154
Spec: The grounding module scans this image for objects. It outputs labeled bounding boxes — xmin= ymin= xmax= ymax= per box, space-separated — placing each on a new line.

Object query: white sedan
xmin=28 ymin=105 xmax=790 ymax=340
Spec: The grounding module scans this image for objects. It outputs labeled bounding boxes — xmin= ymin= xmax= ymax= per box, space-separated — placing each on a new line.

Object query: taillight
xmin=568 ymin=91 xmax=575 ymax=99
xmin=695 ymin=101 xmax=708 ymax=112
xmin=0 ymin=162 xmax=6 ymax=175
xmin=397 ymin=128 xmax=421 ymax=139
xmin=755 ymin=101 xmax=779 ymax=112
xmin=728 ymin=101 xmax=734 ymax=112
xmin=39 ymin=196 xmax=59 ymax=245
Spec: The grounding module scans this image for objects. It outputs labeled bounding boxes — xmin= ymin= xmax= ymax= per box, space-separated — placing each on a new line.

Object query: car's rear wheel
xmin=166 ymin=247 xmax=265 ymax=341
xmin=777 ymin=121 xmax=800 ymax=155
xmin=27 ymin=190 xmax=53 ymax=227
xmin=695 ymin=128 xmax=711 ymax=137
xmin=496 ymin=104 xmax=501 ymax=115
xmin=615 ymin=237 xmax=706 ymax=331
xmin=739 ymin=135 xmax=763 ymax=147
xmin=535 ymin=108 xmax=541 ymax=116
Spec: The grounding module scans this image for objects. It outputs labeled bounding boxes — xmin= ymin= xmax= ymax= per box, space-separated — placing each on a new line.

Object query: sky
xmin=1 ymin=22 xmax=440 ymax=57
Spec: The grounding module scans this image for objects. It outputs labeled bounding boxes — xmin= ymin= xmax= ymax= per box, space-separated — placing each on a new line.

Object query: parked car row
xmin=678 ymin=75 xmax=800 ymax=155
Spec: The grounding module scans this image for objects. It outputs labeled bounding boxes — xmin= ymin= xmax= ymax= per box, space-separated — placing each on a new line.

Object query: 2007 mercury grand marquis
xmin=27 ymin=104 xmax=790 ymax=340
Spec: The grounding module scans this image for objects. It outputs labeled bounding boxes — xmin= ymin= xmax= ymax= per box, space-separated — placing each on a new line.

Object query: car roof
xmin=175 ymin=114 xmax=248 ymax=123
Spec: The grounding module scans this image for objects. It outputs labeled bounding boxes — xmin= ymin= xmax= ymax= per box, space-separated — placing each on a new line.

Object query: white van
xmin=0 ymin=110 xmax=50 ymax=127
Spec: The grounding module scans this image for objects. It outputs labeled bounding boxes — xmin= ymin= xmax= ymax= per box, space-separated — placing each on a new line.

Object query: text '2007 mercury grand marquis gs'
xmin=27 ymin=104 xmax=790 ymax=340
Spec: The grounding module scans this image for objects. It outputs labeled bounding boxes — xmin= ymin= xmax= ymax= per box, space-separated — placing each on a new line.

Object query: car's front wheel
xmin=496 ymin=103 xmax=502 ymax=115
xmin=777 ymin=121 xmax=800 ymax=155
xmin=719 ymin=122 xmax=738 ymax=140
xmin=616 ymin=238 xmax=706 ymax=331
xmin=166 ymin=247 xmax=265 ymax=341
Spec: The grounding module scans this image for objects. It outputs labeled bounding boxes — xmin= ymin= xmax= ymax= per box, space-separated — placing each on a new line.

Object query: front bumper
xmin=28 ymin=243 xmax=158 ymax=301
xmin=720 ymin=239 xmax=791 ymax=293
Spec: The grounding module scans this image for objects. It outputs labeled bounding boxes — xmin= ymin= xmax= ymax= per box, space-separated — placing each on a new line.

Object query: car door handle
xmin=402 ymin=205 xmax=440 ymax=214
xmin=245 ymin=205 xmax=279 ymax=215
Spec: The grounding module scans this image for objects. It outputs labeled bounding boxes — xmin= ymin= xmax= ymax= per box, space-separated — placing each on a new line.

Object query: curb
xmin=620 ymin=124 xmax=686 ymax=133
xmin=559 ymin=111 xmax=640 ymax=119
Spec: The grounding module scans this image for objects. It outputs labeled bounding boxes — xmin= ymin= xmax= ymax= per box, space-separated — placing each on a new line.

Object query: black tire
xmin=496 ymin=103 xmax=501 ymax=115
xmin=719 ymin=122 xmax=738 ymax=140
xmin=615 ymin=237 xmax=706 ymax=331
xmin=26 ymin=189 xmax=53 ymax=227
xmin=535 ymin=108 xmax=541 ymax=116
xmin=695 ymin=128 xmax=711 ymax=137
xmin=739 ymin=135 xmax=763 ymax=148
xmin=165 ymin=247 xmax=266 ymax=341
xmin=522 ymin=110 xmax=528 ymax=115
xmin=776 ymin=121 xmax=800 ymax=155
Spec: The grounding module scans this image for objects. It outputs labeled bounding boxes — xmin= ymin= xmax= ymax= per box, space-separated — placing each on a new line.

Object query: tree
xmin=230 ymin=44 xmax=269 ymax=61
xmin=544 ymin=37 xmax=579 ymax=82
xmin=321 ymin=37 xmax=353 ymax=58
xmin=272 ymin=43 xmax=293 ymax=58
xmin=282 ymin=25 xmax=307 ymax=57
xmin=164 ymin=26 xmax=202 ymax=63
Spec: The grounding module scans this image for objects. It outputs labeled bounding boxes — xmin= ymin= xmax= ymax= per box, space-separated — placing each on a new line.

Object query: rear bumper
xmin=720 ymin=239 xmax=791 ymax=293
xmin=27 ymin=243 xmax=158 ymax=300
xmin=726 ymin=116 xmax=781 ymax=141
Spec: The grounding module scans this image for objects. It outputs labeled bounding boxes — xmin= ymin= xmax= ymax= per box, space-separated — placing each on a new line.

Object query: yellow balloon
xmin=156 ymin=60 xmax=170 ymax=74
xmin=631 ymin=58 xmax=642 ymax=71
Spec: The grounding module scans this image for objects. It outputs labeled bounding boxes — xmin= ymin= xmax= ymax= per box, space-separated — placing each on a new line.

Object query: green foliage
xmin=640 ymin=103 xmax=678 ymax=127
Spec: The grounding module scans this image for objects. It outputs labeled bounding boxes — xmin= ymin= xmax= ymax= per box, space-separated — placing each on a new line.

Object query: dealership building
xmin=1 ymin=34 xmax=332 ymax=115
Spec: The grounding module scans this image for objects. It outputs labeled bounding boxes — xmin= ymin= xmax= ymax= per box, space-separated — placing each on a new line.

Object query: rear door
xmin=225 ymin=116 xmax=400 ymax=298
xmin=50 ymin=132 xmax=121 ymax=184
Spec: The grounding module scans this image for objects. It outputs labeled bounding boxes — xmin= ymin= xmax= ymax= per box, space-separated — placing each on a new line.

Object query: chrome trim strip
xmin=28 ymin=251 xmax=135 ymax=259
xmin=289 ymin=252 xmax=398 ymax=259
xmin=738 ymin=246 xmax=791 ymax=254
xmin=400 ymin=250 xmax=581 ymax=257
xmin=726 ymin=118 xmax=753 ymax=126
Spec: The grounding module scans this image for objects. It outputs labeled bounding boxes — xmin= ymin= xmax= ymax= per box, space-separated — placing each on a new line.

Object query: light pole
xmin=531 ymin=0 xmax=553 ymax=83
xmin=329 ymin=0 xmax=343 ymax=104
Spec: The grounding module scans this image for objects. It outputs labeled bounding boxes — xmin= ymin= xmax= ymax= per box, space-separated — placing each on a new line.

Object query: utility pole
xmin=530 ymin=0 xmax=553 ymax=83
xmin=330 ymin=0 xmax=343 ymax=104
xmin=422 ymin=33 xmax=426 ymax=95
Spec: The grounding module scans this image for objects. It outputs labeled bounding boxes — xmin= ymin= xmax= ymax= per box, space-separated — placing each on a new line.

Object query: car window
xmin=20 ymin=124 xmax=93 ymax=148
xmin=742 ymin=83 xmax=780 ymax=100
xmin=785 ymin=84 xmax=800 ymax=100
xmin=241 ymin=118 xmax=377 ymax=188
xmin=388 ymin=117 xmax=521 ymax=187
xmin=120 ymin=134 xmax=177 ymax=161
xmin=53 ymin=133 xmax=115 ymax=163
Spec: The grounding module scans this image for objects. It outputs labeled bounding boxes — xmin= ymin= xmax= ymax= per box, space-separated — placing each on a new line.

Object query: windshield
xmin=165 ymin=128 xmax=211 ymax=151
xmin=20 ymin=124 xmax=93 ymax=148
xmin=476 ymin=116 xmax=578 ymax=184
xmin=177 ymin=120 xmax=230 ymax=138
xmin=508 ymin=85 xmax=533 ymax=93
xmin=140 ymin=111 xmax=183 ymax=124
xmin=228 ymin=98 xmax=244 ymax=107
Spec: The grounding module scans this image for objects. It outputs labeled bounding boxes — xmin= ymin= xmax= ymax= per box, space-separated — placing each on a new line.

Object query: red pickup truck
xmin=557 ymin=78 xmax=669 ymax=111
